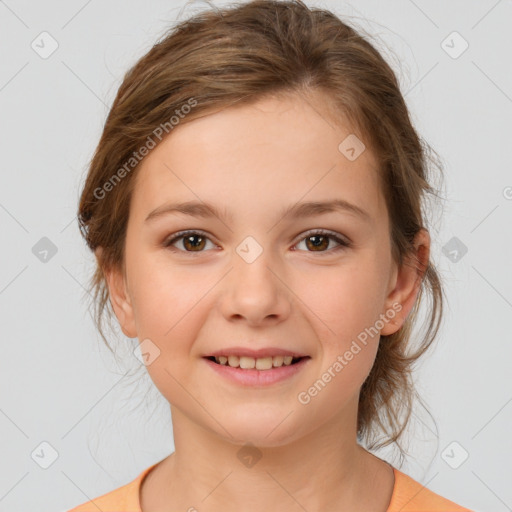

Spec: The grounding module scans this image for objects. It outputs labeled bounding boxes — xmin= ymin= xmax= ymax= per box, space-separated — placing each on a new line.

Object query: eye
xmin=163 ymin=230 xmax=217 ymax=253
xmin=293 ymin=229 xmax=351 ymax=254
xmin=163 ymin=229 xmax=350 ymax=255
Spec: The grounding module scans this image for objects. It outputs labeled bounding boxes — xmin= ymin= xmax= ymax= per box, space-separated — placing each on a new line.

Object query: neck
xmin=145 ymin=401 xmax=390 ymax=512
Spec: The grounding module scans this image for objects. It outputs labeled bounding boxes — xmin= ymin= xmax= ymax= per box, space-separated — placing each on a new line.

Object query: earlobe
xmin=380 ymin=229 xmax=430 ymax=336
xmin=95 ymin=247 xmax=138 ymax=339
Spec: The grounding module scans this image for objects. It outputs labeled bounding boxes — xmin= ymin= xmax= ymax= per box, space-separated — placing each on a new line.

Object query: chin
xmin=216 ymin=417 xmax=303 ymax=449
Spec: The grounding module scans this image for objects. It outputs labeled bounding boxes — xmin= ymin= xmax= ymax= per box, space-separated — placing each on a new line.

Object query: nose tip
xmin=221 ymin=255 xmax=291 ymax=326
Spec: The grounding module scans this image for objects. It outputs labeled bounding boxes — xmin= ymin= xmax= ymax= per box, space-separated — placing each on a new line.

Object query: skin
xmin=98 ymin=91 xmax=430 ymax=512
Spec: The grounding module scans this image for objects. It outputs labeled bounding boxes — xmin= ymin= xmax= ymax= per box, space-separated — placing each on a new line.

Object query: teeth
xmin=272 ymin=355 xmax=284 ymax=367
xmin=240 ymin=356 xmax=256 ymax=369
xmin=213 ymin=355 xmax=300 ymax=369
xmin=256 ymin=357 xmax=273 ymax=370
xmin=228 ymin=355 xmax=239 ymax=367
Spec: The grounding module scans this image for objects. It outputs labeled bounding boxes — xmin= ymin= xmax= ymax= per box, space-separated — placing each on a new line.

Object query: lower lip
xmin=203 ymin=357 xmax=310 ymax=386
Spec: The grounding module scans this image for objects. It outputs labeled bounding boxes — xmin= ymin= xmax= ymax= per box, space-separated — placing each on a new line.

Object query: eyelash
xmin=163 ymin=229 xmax=351 ymax=256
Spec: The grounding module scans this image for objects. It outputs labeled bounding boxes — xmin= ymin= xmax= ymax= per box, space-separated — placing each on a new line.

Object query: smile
xmin=203 ymin=356 xmax=311 ymax=386
xmin=207 ymin=355 xmax=305 ymax=370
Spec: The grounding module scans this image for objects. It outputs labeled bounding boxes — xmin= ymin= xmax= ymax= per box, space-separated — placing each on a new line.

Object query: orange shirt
xmin=68 ymin=463 xmax=474 ymax=511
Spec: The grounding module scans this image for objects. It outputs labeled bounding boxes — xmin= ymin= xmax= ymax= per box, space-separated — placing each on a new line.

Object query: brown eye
xmin=295 ymin=230 xmax=350 ymax=254
xmin=163 ymin=229 xmax=350 ymax=256
xmin=305 ymin=234 xmax=330 ymax=251
xmin=164 ymin=231 xmax=215 ymax=252
xmin=182 ymin=234 xmax=206 ymax=251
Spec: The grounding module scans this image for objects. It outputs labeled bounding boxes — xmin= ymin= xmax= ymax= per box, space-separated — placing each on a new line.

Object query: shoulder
xmin=66 ymin=463 xmax=158 ymax=512
xmin=387 ymin=468 xmax=474 ymax=512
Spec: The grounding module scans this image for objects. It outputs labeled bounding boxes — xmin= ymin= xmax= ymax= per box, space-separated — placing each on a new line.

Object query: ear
xmin=95 ymin=247 xmax=137 ymax=339
xmin=380 ymin=229 xmax=430 ymax=336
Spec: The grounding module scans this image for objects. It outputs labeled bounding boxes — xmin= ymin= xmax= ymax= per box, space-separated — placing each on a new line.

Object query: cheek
xmin=299 ymin=261 xmax=387 ymax=336
xmin=295 ymin=262 xmax=385 ymax=388
xmin=127 ymin=250 xmax=211 ymax=335
xmin=129 ymin=271 xmax=214 ymax=407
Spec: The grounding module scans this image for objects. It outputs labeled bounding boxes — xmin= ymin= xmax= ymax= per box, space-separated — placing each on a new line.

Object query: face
xmin=102 ymin=92 xmax=428 ymax=447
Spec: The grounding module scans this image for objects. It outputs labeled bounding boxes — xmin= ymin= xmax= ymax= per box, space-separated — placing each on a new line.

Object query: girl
xmin=69 ymin=0 xmax=474 ymax=510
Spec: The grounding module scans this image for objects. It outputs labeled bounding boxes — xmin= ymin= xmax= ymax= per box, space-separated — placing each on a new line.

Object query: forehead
xmin=131 ymin=92 xmax=384 ymax=221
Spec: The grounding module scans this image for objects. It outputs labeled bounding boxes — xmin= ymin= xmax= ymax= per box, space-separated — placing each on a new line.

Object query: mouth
xmin=204 ymin=355 xmax=309 ymax=370
xmin=203 ymin=354 xmax=311 ymax=386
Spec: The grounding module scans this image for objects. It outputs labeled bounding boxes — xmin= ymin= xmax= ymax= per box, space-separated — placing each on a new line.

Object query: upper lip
xmin=205 ymin=347 xmax=309 ymax=359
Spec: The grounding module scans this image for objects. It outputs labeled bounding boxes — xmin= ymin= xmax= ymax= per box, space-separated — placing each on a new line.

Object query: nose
xmin=219 ymin=248 xmax=292 ymax=327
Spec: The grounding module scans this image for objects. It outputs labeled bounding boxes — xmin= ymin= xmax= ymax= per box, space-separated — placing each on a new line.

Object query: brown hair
xmin=77 ymin=0 xmax=445 ymax=463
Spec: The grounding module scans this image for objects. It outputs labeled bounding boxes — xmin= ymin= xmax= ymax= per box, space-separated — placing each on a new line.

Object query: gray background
xmin=1 ymin=1 xmax=511 ymax=511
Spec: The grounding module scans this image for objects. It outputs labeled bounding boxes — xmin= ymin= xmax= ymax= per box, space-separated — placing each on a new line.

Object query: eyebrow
xmin=144 ymin=198 xmax=372 ymax=224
